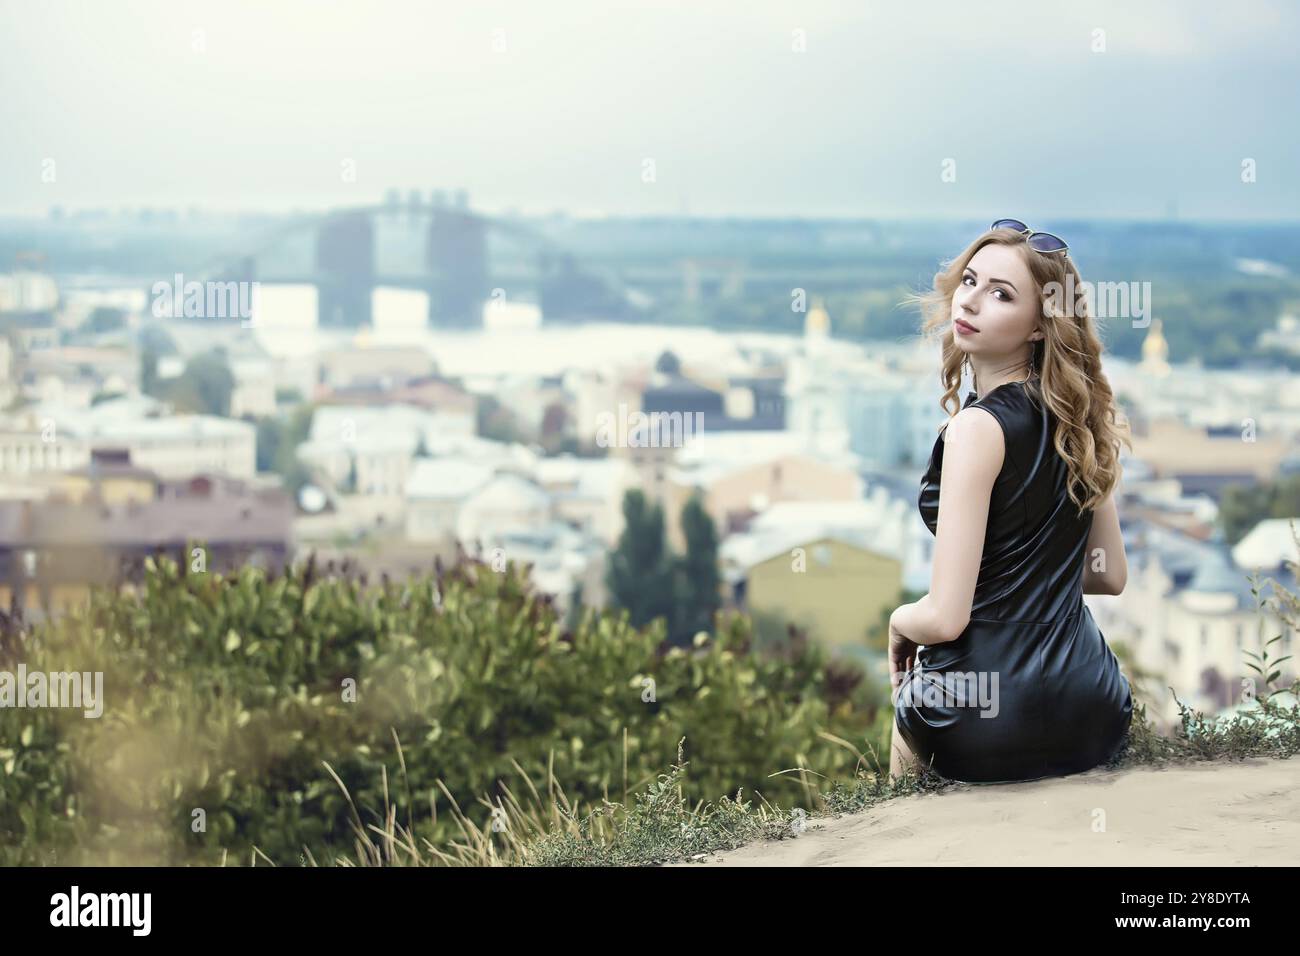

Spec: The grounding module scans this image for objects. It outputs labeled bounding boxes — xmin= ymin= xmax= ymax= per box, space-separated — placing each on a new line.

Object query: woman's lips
xmin=954 ymin=318 xmax=979 ymax=336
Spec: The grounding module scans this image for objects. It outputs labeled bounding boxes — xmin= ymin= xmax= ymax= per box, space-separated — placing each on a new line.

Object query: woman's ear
xmin=1028 ymin=328 xmax=1045 ymax=342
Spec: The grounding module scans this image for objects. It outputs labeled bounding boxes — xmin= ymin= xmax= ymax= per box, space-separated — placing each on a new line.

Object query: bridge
xmin=193 ymin=195 xmax=641 ymax=329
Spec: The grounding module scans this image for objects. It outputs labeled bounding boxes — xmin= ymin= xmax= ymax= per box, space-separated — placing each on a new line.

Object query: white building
xmin=485 ymin=373 xmax=567 ymax=439
xmin=0 ymin=335 xmax=15 ymax=408
xmin=456 ymin=473 xmax=553 ymax=547
xmin=1086 ymin=522 xmax=1294 ymax=728
xmin=405 ymin=459 xmax=495 ymax=543
xmin=422 ymin=431 xmax=539 ymax=473
xmin=371 ymin=287 xmax=429 ymax=335
xmin=0 ymin=398 xmax=254 ymax=480
xmin=1233 ymin=518 xmax=1300 ymax=575
xmin=89 ymin=414 xmax=256 ymax=479
xmin=489 ymin=521 xmax=607 ymax=614
xmin=299 ymin=404 xmax=448 ymax=493
xmin=316 ymin=341 xmax=436 ymax=391
xmin=784 ymin=299 xmax=851 ymax=456
xmin=535 ymin=455 xmax=637 ymax=546
xmin=18 ymin=346 xmax=140 ymax=409
xmin=563 ymin=368 xmax=624 ymax=450
xmin=0 ymin=271 xmax=59 ymax=314
xmin=229 ymin=354 xmax=278 ymax=418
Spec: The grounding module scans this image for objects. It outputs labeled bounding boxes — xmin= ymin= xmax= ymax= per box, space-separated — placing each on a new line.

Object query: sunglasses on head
xmin=992 ymin=218 xmax=1069 ymax=256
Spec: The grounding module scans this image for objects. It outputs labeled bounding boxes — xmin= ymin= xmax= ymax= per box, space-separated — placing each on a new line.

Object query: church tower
xmin=1139 ymin=318 xmax=1171 ymax=378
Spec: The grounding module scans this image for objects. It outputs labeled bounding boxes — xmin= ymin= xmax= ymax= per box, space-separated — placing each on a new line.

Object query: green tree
xmin=256 ymin=403 xmax=315 ymax=494
xmin=1220 ymin=475 xmax=1300 ymax=544
xmin=183 ymin=350 xmax=236 ymax=417
xmin=606 ymin=489 xmax=676 ymax=631
xmin=565 ymin=581 xmax=585 ymax=633
xmin=140 ymin=346 xmax=159 ymax=396
xmin=255 ymin=416 xmax=283 ymax=473
xmin=81 ymin=306 xmax=127 ymax=334
xmin=342 ymin=455 xmax=359 ymax=494
xmin=477 ymin=395 xmax=527 ymax=444
xmin=149 ymin=349 xmax=235 ymax=417
xmin=672 ymin=493 xmax=720 ymax=645
xmin=539 ymin=401 xmax=570 ymax=456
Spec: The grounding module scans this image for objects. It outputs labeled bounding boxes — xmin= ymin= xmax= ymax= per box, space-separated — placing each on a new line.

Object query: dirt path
xmin=672 ymin=758 xmax=1300 ymax=866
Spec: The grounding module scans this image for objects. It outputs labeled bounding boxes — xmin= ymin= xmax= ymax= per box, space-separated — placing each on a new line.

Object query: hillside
xmin=671 ymin=758 xmax=1300 ymax=866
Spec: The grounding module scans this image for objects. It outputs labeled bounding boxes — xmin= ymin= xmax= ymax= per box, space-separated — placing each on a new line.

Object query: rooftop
xmin=0 ymin=493 xmax=294 ymax=549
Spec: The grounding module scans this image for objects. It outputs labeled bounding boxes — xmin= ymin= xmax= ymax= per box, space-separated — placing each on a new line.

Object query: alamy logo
xmin=594 ymin=403 xmax=704 ymax=448
xmin=894 ymin=669 xmax=1000 ymax=718
xmin=1042 ymin=274 xmax=1152 ymax=327
xmin=50 ymin=886 xmax=151 ymax=936
xmin=0 ymin=665 xmax=103 ymax=718
xmin=151 ymin=272 xmax=259 ymax=326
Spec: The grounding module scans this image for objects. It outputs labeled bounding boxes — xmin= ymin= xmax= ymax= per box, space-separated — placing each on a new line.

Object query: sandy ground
xmin=672 ymin=758 xmax=1300 ymax=866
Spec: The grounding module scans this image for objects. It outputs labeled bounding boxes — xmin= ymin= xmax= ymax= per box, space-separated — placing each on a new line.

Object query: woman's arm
xmin=1082 ymin=492 xmax=1127 ymax=595
xmin=890 ymin=407 xmax=1005 ymax=646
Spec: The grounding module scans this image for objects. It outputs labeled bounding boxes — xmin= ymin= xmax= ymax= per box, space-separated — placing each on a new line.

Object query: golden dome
xmin=806 ymin=297 xmax=830 ymax=336
xmin=1140 ymin=318 xmax=1170 ymax=377
xmin=1141 ymin=318 xmax=1168 ymax=360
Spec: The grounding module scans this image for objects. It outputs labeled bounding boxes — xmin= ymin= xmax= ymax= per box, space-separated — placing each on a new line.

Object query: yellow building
xmin=42 ymin=446 xmax=158 ymax=505
xmin=730 ymin=533 xmax=902 ymax=650
xmin=56 ymin=472 xmax=156 ymax=506
xmin=0 ymin=469 xmax=294 ymax=624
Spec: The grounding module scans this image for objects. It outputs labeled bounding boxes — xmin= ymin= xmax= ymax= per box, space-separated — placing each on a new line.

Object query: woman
xmin=889 ymin=219 xmax=1133 ymax=784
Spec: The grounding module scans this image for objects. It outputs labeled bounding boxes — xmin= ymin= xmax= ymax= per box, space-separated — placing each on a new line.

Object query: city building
xmin=405 ymin=458 xmax=496 ymax=543
xmin=722 ymin=529 xmax=902 ymax=652
xmin=1086 ymin=521 xmax=1295 ymax=727
xmin=0 ymin=471 xmax=293 ymax=623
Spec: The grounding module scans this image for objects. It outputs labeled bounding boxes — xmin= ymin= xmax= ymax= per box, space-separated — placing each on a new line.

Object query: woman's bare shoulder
xmin=944 ymin=405 xmax=1005 ymax=445
xmin=939 ymin=406 xmax=1005 ymax=479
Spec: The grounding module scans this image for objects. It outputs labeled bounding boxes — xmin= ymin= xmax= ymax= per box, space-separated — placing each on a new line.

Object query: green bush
xmin=0 ymin=551 xmax=879 ymax=865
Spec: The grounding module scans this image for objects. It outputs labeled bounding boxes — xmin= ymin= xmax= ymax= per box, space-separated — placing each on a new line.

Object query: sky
xmin=2 ymin=0 xmax=1298 ymax=221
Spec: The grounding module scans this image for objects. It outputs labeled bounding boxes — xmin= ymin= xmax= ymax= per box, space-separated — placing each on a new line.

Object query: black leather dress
xmin=894 ymin=379 xmax=1133 ymax=783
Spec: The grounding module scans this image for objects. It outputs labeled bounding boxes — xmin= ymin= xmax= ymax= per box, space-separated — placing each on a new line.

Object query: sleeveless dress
xmin=893 ymin=379 xmax=1133 ymax=783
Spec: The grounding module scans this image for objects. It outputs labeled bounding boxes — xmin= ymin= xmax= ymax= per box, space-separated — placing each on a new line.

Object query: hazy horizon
xmin=3 ymin=0 xmax=1299 ymax=221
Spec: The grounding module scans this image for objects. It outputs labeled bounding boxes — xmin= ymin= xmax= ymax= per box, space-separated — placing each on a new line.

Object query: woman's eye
xmin=963 ymin=274 xmax=1011 ymax=300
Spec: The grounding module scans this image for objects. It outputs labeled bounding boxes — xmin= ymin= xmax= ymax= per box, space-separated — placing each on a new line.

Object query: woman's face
xmin=951 ymin=242 xmax=1044 ymax=358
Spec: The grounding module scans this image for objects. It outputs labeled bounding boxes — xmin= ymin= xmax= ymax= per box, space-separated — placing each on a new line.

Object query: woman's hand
xmin=888 ymin=608 xmax=919 ymax=690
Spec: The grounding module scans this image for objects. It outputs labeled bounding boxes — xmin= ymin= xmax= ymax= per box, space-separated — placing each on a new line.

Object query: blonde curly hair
xmin=907 ymin=227 xmax=1131 ymax=513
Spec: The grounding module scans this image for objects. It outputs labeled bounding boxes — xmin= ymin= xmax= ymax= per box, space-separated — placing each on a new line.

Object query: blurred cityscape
xmin=1 ymin=196 xmax=1298 ymax=731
